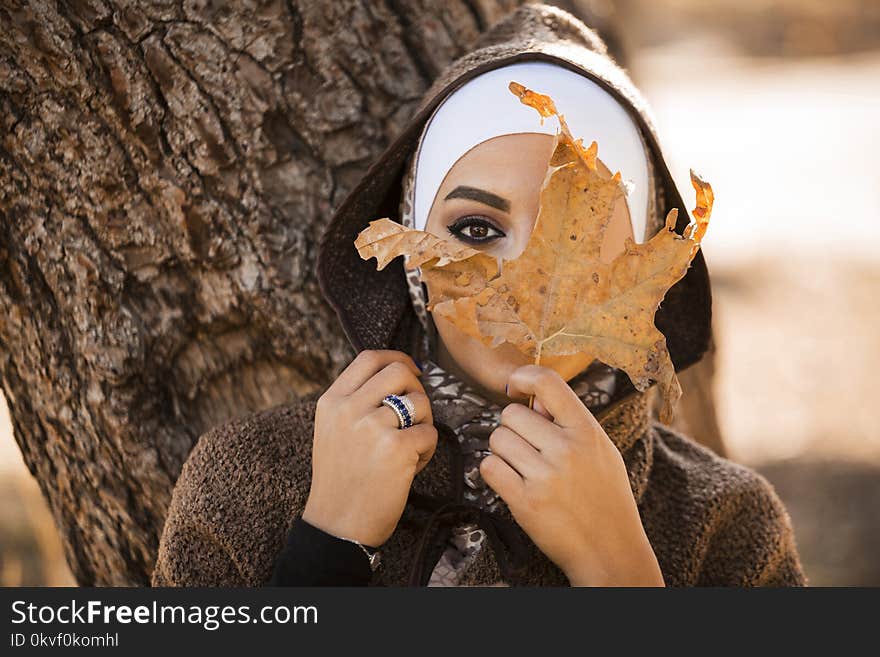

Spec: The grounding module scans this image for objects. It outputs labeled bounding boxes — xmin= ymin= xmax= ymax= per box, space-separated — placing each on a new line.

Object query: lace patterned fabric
xmin=418 ymin=355 xmax=618 ymax=586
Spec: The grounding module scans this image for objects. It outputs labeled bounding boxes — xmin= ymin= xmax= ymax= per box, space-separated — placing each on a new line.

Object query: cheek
xmin=423 ymin=204 xmax=453 ymax=239
xmin=511 ymin=217 xmax=538 ymax=258
xmin=436 ymin=312 xmax=594 ymax=384
xmin=434 ymin=314 xmax=529 ymax=381
xmin=423 ymin=217 xmax=446 ymax=240
xmin=501 ymin=198 xmax=542 ymax=259
xmin=598 ymin=181 xmax=635 ymax=263
xmin=434 ymin=315 xmax=483 ymax=362
xmin=539 ymin=353 xmax=596 ymax=381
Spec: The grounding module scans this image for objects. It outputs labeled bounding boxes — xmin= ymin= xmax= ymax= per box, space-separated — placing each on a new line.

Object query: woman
xmin=152 ymin=5 xmax=805 ymax=587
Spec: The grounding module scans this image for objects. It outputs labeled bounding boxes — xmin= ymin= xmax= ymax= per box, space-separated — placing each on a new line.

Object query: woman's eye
xmin=446 ymin=215 xmax=506 ymax=245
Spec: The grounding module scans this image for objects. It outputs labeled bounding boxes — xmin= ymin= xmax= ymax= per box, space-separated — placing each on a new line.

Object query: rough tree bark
xmin=0 ymin=0 xmax=521 ymax=585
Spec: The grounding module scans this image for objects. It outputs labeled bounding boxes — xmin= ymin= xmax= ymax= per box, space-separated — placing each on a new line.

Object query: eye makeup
xmin=446 ymin=215 xmax=506 ymax=245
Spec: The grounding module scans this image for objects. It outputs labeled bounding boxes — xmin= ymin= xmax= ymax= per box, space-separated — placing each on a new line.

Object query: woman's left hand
xmin=480 ymin=364 xmax=664 ymax=587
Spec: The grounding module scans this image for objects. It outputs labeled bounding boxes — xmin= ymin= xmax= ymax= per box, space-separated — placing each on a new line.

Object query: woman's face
xmin=423 ymin=132 xmax=636 ymax=404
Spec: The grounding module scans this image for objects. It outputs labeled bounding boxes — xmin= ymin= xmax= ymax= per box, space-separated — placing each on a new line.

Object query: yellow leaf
xmin=355 ymin=82 xmax=713 ymax=423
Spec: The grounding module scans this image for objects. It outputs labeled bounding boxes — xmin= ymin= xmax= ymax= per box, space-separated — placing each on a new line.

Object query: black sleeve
xmin=267 ymin=516 xmax=374 ymax=586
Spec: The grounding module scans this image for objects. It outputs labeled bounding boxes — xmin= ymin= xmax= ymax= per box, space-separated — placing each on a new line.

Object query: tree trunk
xmin=0 ymin=0 xmax=520 ymax=585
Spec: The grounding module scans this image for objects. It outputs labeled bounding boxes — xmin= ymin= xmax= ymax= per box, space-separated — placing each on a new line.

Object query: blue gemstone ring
xmin=382 ymin=394 xmax=415 ymax=429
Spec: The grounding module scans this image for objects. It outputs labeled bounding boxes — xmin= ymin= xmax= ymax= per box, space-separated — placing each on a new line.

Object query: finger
xmin=532 ymin=397 xmax=552 ymax=420
xmin=368 ymin=390 xmax=432 ymax=428
xmin=498 ymin=403 xmax=565 ymax=452
xmin=506 ymin=365 xmax=589 ymax=429
xmin=400 ymin=423 xmax=439 ymax=473
xmin=479 ymin=454 xmax=525 ymax=509
xmin=355 ymin=363 xmax=431 ymax=423
xmin=488 ymin=425 xmax=544 ymax=480
xmin=326 ymin=350 xmax=421 ymax=398
xmin=400 ymin=390 xmax=432 ymax=426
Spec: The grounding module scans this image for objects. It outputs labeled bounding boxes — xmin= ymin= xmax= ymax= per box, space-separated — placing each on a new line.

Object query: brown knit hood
xmin=315 ymin=3 xmax=713 ymax=409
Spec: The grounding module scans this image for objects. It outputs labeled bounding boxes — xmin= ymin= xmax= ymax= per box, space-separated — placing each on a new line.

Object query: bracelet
xmin=334 ymin=534 xmax=382 ymax=572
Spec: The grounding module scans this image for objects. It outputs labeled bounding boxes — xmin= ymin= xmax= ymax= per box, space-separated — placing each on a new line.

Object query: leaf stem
xmin=528 ymin=340 xmax=543 ymax=410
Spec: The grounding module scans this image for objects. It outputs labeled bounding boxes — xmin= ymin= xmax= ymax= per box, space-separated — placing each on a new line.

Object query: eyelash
xmin=446 ymin=215 xmax=506 ymax=245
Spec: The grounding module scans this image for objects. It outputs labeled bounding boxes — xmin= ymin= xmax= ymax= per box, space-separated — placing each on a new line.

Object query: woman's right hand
xmin=302 ymin=350 xmax=437 ymax=548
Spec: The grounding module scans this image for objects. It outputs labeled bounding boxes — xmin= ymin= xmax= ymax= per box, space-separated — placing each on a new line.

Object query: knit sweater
xmin=152 ymin=385 xmax=805 ymax=586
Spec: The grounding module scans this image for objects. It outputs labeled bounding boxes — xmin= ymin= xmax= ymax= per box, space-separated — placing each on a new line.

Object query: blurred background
xmin=2 ymin=0 xmax=878 ymax=586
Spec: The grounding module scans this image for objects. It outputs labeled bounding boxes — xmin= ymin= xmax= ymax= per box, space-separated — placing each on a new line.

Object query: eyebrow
xmin=443 ymin=185 xmax=511 ymax=213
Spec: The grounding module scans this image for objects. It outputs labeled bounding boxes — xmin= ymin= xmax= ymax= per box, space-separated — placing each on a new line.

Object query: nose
xmin=497 ymin=209 xmax=540 ymax=261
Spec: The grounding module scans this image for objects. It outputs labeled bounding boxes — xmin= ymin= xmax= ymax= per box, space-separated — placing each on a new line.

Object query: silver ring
xmin=382 ymin=394 xmax=414 ymax=429
xmin=398 ymin=394 xmax=416 ymax=419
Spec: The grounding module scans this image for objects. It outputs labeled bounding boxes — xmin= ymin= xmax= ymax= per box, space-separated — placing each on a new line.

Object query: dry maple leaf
xmin=354 ymin=82 xmax=713 ymax=423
